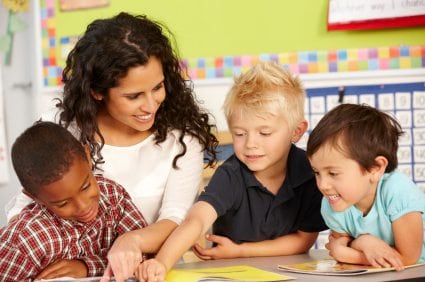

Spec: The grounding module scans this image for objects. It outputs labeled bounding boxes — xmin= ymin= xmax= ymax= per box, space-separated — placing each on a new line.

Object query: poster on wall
xmin=328 ymin=0 xmax=425 ymax=31
xmin=0 ymin=66 xmax=10 ymax=184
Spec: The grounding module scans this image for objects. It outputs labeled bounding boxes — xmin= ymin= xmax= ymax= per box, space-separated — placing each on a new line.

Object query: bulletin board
xmin=37 ymin=0 xmax=425 ymax=88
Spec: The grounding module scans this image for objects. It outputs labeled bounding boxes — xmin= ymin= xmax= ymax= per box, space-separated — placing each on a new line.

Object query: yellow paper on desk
xmin=166 ymin=265 xmax=294 ymax=281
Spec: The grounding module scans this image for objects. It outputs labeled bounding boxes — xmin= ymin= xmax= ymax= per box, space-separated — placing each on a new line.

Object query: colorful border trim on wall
xmin=39 ymin=0 xmax=425 ymax=87
xmin=182 ymin=46 xmax=425 ymax=80
xmin=40 ymin=0 xmax=61 ymax=87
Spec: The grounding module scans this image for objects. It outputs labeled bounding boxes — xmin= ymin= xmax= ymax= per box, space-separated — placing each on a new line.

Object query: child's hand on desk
xmin=351 ymin=234 xmax=404 ymax=271
xmin=192 ymin=234 xmax=241 ymax=260
xmin=35 ymin=259 xmax=88 ymax=279
xmin=138 ymin=258 xmax=166 ymax=282
xmin=326 ymin=235 xmax=351 ymax=260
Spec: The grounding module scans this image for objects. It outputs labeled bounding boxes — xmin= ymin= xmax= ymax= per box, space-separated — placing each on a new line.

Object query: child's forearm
xmin=123 ymin=219 xmax=178 ymax=254
xmin=238 ymin=231 xmax=318 ymax=257
xmin=155 ymin=217 xmax=206 ymax=271
xmin=351 ymin=235 xmax=415 ymax=266
xmin=331 ymin=244 xmax=370 ymax=265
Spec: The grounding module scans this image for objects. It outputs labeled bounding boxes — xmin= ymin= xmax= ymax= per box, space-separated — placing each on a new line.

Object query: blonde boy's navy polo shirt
xmin=198 ymin=144 xmax=328 ymax=244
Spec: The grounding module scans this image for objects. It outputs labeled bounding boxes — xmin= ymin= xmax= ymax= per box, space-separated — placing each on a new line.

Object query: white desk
xmin=175 ymin=249 xmax=425 ymax=281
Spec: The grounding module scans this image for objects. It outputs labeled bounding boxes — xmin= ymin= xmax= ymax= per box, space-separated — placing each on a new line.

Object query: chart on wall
xmin=297 ymin=82 xmax=425 ymax=191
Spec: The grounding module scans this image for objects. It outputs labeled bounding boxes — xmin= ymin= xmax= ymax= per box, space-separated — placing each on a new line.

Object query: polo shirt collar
xmin=240 ymin=162 xmax=263 ymax=189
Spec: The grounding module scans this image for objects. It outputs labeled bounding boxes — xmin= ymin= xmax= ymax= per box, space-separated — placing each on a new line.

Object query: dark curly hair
xmin=57 ymin=12 xmax=218 ymax=169
xmin=11 ymin=121 xmax=88 ymax=196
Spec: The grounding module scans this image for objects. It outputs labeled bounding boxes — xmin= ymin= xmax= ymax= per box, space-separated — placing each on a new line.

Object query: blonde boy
xmin=137 ymin=61 xmax=327 ymax=282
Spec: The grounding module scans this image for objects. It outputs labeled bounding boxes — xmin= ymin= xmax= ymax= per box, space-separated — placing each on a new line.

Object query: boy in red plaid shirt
xmin=0 ymin=121 xmax=147 ymax=281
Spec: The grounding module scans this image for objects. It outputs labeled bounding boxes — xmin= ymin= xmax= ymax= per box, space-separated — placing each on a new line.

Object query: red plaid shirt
xmin=0 ymin=175 xmax=147 ymax=281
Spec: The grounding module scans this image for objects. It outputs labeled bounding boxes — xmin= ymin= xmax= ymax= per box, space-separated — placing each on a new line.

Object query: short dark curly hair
xmin=57 ymin=12 xmax=218 ymax=170
xmin=11 ymin=121 xmax=88 ymax=196
xmin=306 ymin=103 xmax=403 ymax=173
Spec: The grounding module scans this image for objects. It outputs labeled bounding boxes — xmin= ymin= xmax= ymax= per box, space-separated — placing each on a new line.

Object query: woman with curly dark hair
xmin=6 ymin=12 xmax=218 ymax=278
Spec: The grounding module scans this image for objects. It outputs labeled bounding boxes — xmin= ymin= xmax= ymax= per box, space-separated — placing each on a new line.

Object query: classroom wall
xmin=38 ymin=0 xmax=425 ymax=88
xmin=50 ymin=0 xmax=425 ymax=60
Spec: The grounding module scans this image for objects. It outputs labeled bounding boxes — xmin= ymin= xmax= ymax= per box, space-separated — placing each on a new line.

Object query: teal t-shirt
xmin=321 ymin=171 xmax=425 ymax=263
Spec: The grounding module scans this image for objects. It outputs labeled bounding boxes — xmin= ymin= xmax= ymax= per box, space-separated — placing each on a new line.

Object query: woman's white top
xmin=5 ymin=110 xmax=203 ymax=225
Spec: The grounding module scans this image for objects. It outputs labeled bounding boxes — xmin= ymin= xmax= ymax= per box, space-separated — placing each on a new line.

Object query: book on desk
xmin=278 ymin=259 xmax=425 ymax=276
